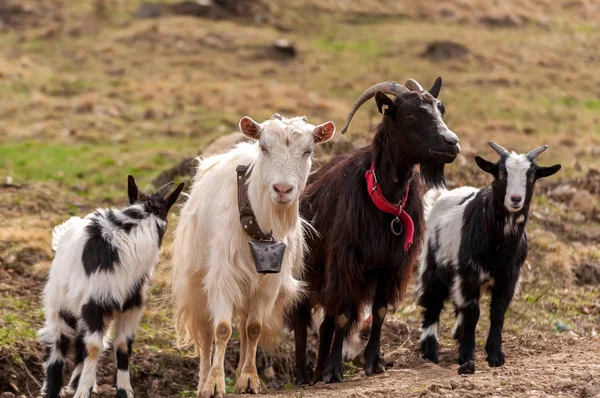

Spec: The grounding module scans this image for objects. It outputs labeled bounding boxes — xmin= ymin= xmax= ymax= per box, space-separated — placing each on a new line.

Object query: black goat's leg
xmin=313 ymin=314 xmax=335 ymax=384
xmin=364 ymin=279 xmax=388 ymax=375
xmin=322 ymin=304 xmax=352 ymax=384
xmin=292 ymin=298 xmax=312 ymax=386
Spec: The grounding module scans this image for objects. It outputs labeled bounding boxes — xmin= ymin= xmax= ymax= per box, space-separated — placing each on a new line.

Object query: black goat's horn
xmin=405 ymin=79 xmax=424 ymax=91
xmin=340 ymin=81 xmax=409 ymax=134
xmin=526 ymin=145 xmax=548 ymax=161
xmin=488 ymin=141 xmax=510 ymax=157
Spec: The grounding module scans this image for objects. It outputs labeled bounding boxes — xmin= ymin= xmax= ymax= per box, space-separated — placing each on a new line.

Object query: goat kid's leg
xmin=40 ymin=313 xmax=76 ymax=398
xmin=322 ymin=304 xmax=352 ymax=384
xmin=418 ymin=276 xmax=450 ymax=364
xmin=235 ymin=314 xmax=248 ymax=381
xmin=73 ymin=301 xmax=112 ymax=398
xmin=113 ymin=308 xmax=144 ymax=398
xmin=66 ymin=330 xmax=86 ymax=394
xmin=456 ymin=287 xmax=480 ymax=375
xmin=200 ymin=303 xmax=232 ymax=398
xmin=312 ymin=315 xmax=335 ymax=384
xmin=485 ymin=281 xmax=517 ymax=368
xmin=364 ymin=280 xmax=390 ymax=375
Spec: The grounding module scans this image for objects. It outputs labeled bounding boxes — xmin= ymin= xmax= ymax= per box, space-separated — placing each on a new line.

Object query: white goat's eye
xmin=260 ymin=145 xmax=269 ymax=154
xmin=303 ymin=149 xmax=313 ymax=156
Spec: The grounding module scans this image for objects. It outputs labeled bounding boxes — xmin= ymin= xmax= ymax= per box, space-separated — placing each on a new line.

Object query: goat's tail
xmin=423 ymin=188 xmax=446 ymax=222
xmin=51 ymin=217 xmax=80 ymax=251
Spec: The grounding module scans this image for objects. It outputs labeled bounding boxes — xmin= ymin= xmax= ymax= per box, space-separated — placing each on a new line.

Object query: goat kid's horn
xmin=405 ymin=79 xmax=424 ymax=91
xmin=488 ymin=141 xmax=510 ymax=157
xmin=155 ymin=181 xmax=175 ymax=197
xmin=526 ymin=145 xmax=548 ymax=161
xmin=340 ymin=81 xmax=408 ymax=135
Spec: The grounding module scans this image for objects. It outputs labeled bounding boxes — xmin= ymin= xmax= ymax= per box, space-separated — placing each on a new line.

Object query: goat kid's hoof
xmin=234 ymin=372 xmax=261 ymax=394
xmin=116 ymin=387 xmax=134 ymax=398
xmin=73 ymin=388 xmax=92 ymax=398
xmin=457 ymin=360 xmax=476 ymax=375
xmin=200 ymin=369 xmax=226 ymax=398
xmin=364 ymin=354 xmax=386 ymax=376
xmin=486 ymin=351 xmax=505 ymax=367
xmin=322 ymin=359 xmax=344 ymax=384
xmin=420 ymin=336 xmax=440 ymax=364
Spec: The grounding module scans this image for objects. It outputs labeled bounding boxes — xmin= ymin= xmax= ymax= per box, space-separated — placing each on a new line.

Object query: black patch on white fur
xmin=122 ymin=278 xmax=146 ymax=312
xmin=82 ymin=219 xmax=120 ymax=276
xmin=81 ymin=299 xmax=118 ymax=333
xmin=156 ymin=221 xmax=166 ymax=247
xmin=123 ymin=207 xmax=144 ymax=220
xmin=458 ymin=192 xmax=475 ymax=206
xmin=107 ymin=210 xmax=137 ymax=234
xmin=59 ymin=309 xmax=77 ymax=330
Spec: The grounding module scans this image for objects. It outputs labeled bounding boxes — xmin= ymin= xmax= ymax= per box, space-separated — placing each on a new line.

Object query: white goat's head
xmin=239 ymin=113 xmax=335 ymax=207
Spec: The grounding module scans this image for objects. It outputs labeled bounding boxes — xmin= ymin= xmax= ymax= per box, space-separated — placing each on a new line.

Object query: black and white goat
xmin=39 ymin=176 xmax=184 ymax=398
xmin=418 ymin=142 xmax=561 ymax=374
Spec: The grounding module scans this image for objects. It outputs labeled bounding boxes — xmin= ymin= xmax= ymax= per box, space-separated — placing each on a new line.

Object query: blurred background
xmin=0 ymin=1 xmax=599 ymax=397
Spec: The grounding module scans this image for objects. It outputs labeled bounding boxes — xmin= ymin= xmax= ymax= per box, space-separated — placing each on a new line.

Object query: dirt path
xmin=261 ymin=338 xmax=600 ymax=398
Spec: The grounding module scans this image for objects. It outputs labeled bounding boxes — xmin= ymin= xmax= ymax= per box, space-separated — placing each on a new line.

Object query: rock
xmin=272 ymin=39 xmax=297 ymax=58
xmin=134 ymin=2 xmax=164 ymax=19
xmin=96 ymin=384 xmax=116 ymax=395
xmin=170 ymin=0 xmax=214 ymax=18
xmin=1 ymin=392 xmax=16 ymax=398
xmin=547 ymin=184 xmax=577 ymax=202
xmin=480 ymin=14 xmax=522 ymax=28
xmin=570 ymin=189 xmax=597 ymax=215
xmin=422 ymin=41 xmax=469 ymax=61
xmin=574 ymin=263 xmax=600 ymax=286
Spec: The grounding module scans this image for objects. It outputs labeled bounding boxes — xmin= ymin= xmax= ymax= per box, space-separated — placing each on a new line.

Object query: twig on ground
xmin=19 ymin=355 xmax=42 ymax=388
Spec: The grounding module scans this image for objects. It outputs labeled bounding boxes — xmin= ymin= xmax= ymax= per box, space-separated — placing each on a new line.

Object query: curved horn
xmin=405 ymin=79 xmax=424 ymax=91
xmin=340 ymin=82 xmax=408 ymax=134
xmin=526 ymin=145 xmax=548 ymax=161
xmin=155 ymin=181 xmax=175 ymax=197
xmin=488 ymin=141 xmax=510 ymax=157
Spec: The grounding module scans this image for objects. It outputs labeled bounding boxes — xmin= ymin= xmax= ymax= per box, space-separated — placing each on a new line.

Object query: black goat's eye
xmin=438 ymin=103 xmax=446 ymax=114
xmin=498 ymin=173 xmax=504 ymax=180
xmin=529 ymin=176 xmax=534 ymax=182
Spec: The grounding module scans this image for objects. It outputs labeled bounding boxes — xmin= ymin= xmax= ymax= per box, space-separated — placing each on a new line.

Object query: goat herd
xmin=38 ymin=77 xmax=561 ymax=398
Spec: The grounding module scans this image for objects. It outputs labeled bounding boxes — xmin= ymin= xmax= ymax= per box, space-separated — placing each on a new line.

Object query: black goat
xmin=418 ymin=141 xmax=561 ymax=374
xmin=289 ymin=77 xmax=461 ymax=384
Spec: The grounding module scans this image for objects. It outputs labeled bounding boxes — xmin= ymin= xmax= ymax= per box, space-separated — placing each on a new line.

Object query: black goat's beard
xmin=420 ymin=162 xmax=446 ymax=189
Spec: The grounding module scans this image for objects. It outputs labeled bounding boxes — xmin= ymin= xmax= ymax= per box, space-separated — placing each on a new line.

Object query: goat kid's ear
xmin=312 ymin=121 xmax=336 ymax=144
xmin=474 ymin=156 xmax=497 ymax=175
xmin=127 ymin=175 xmax=139 ymax=204
xmin=239 ymin=116 xmax=262 ymax=140
xmin=535 ymin=164 xmax=561 ymax=179
xmin=165 ymin=183 xmax=185 ymax=214
xmin=375 ymin=91 xmax=395 ymax=115
xmin=429 ymin=76 xmax=443 ymax=98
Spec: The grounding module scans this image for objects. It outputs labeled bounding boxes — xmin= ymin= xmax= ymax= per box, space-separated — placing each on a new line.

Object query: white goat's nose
xmin=273 ymin=183 xmax=293 ymax=195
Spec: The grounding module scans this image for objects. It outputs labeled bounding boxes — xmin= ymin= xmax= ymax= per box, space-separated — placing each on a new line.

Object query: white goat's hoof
xmin=235 ymin=371 xmax=261 ymax=394
xmin=199 ymin=368 xmax=225 ymax=398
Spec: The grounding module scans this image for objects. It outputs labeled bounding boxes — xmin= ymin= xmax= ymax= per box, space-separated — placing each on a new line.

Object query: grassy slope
xmin=0 ymin=0 xmax=599 ymax=395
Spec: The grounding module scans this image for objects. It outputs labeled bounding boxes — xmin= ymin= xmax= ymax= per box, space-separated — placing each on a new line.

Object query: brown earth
xmin=1 ymin=0 xmax=600 ymax=397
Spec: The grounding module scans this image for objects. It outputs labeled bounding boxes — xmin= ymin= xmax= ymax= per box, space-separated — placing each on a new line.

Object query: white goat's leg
xmin=113 ymin=308 xmax=144 ymax=398
xmin=199 ymin=299 xmax=232 ymax=398
xmin=72 ymin=330 xmax=105 ymax=398
xmin=197 ymin=316 xmax=214 ymax=394
xmin=235 ymin=314 xmax=248 ymax=381
xmin=235 ymin=289 xmax=275 ymax=394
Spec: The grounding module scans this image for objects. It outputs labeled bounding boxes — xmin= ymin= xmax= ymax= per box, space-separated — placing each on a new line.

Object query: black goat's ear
xmin=165 ymin=183 xmax=185 ymax=214
xmin=375 ymin=91 xmax=395 ymax=114
xmin=429 ymin=76 xmax=443 ymax=98
xmin=474 ymin=156 xmax=497 ymax=174
xmin=535 ymin=164 xmax=561 ymax=179
xmin=127 ymin=175 xmax=139 ymax=204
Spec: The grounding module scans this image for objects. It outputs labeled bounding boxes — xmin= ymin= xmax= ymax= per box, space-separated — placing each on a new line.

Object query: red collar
xmin=365 ymin=165 xmax=414 ymax=252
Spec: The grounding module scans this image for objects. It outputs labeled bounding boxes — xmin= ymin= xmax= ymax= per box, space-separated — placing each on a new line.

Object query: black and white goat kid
xmin=39 ymin=176 xmax=184 ymax=398
xmin=418 ymin=142 xmax=561 ymax=374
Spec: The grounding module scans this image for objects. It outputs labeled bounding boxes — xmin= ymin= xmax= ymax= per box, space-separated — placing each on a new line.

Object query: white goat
xmin=171 ymin=113 xmax=335 ymax=397
xmin=39 ymin=176 xmax=184 ymax=398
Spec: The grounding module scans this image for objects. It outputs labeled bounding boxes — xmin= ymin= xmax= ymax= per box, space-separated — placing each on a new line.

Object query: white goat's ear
xmin=239 ymin=116 xmax=262 ymax=140
xmin=312 ymin=121 xmax=336 ymax=144
xmin=127 ymin=175 xmax=139 ymax=204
